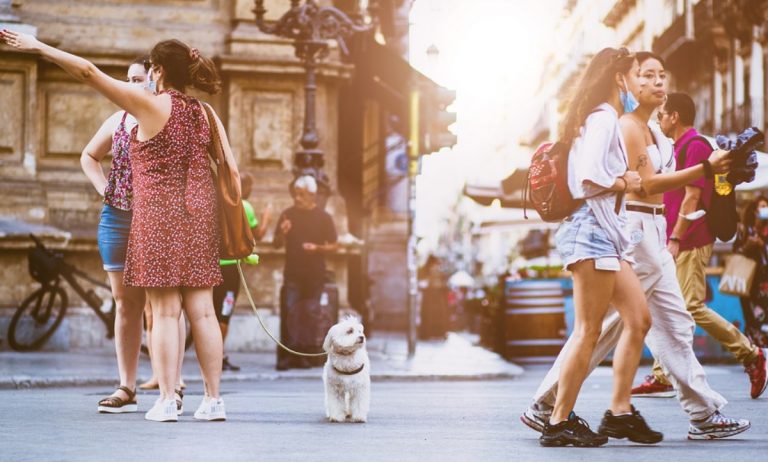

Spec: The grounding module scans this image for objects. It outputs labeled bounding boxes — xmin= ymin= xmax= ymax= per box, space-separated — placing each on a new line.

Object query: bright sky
xmin=408 ymin=0 xmax=563 ymax=245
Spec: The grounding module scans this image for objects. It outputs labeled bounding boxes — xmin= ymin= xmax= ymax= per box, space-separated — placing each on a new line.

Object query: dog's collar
xmin=332 ymin=363 xmax=365 ymax=375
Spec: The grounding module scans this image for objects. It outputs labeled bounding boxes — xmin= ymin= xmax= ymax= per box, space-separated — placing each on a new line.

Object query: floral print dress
xmin=124 ymin=89 xmax=222 ymax=288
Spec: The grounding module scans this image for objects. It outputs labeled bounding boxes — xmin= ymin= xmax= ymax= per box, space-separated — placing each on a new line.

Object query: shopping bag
xmin=718 ymin=254 xmax=757 ymax=297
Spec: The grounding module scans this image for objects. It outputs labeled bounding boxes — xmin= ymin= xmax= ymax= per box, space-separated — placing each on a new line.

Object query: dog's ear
xmin=344 ymin=313 xmax=362 ymax=324
xmin=323 ymin=328 xmax=334 ymax=352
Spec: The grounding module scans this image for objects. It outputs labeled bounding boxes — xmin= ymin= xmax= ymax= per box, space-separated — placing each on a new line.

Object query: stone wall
xmin=0 ymin=0 xmax=357 ymax=351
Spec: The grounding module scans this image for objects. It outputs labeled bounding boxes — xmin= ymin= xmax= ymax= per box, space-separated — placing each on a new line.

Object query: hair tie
xmin=189 ymin=48 xmax=200 ymax=62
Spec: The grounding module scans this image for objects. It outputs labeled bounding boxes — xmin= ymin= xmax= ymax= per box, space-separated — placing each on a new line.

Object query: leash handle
xmin=236 ymin=261 xmax=327 ymax=357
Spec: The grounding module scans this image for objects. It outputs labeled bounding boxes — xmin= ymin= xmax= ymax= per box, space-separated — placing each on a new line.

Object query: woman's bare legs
xmin=182 ymin=287 xmax=223 ymax=398
xmin=550 ymin=260 xmax=616 ymax=424
xmin=141 ymin=302 xmax=186 ymax=390
xmin=146 ymin=287 xmax=183 ymax=400
xmin=105 ymin=271 xmax=145 ymax=398
xmin=176 ymin=312 xmax=186 ymax=389
xmin=608 ymin=261 xmax=651 ymax=414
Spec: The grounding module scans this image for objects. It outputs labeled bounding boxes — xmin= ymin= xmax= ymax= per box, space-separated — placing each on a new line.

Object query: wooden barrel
xmin=503 ymin=280 xmax=567 ymax=364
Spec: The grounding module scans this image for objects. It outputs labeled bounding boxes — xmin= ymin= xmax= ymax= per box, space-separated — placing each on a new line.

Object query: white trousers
xmin=533 ymin=210 xmax=726 ymax=420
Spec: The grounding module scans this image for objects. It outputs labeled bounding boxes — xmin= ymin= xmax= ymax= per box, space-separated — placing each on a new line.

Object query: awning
xmin=470 ymin=208 xmax=557 ymax=234
xmin=464 ymin=167 xmax=528 ymax=209
xmin=349 ymin=36 xmax=442 ymax=118
xmin=463 ymin=182 xmax=525 ymax=209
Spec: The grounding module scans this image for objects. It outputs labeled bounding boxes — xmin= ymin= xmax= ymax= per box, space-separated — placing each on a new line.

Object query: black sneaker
xmin=539 ymin=411 xmax=609 ymax=447
xmin=222 ymin=356 xmax=241 ymax=372
xmin=598 ymin=405 xmax=663 ymax=444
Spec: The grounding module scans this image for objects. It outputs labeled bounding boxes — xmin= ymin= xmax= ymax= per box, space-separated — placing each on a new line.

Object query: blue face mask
xmin=758 ymin=207 xmax=768 ymax=220
xmin=146 ymin=69 xmax=157 ymax=94
xmin=620 ymin=77 xmax=640 ymax=113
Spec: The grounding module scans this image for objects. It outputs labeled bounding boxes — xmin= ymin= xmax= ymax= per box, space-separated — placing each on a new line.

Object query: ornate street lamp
xmin=253 ymin=0 xmax=369 ymax=196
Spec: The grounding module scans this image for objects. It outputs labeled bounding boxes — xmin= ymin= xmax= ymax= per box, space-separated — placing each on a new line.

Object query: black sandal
xmin=98 ymin=386 xmax=138 ymax=414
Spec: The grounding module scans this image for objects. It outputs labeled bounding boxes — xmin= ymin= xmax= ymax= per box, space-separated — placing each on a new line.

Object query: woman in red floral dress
xmin=2 ymin=30 xmax=237 ymax=422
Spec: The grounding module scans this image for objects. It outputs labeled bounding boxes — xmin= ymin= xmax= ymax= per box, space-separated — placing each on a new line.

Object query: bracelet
xmin=701 ymin=159 xmax=714 ymax=179
xmin=669 ymin=236 xmax=681 ymax=243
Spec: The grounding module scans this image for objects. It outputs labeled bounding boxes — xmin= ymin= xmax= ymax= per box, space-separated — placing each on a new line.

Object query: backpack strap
xmin=675 ymin=135 xmax=711 ymax=170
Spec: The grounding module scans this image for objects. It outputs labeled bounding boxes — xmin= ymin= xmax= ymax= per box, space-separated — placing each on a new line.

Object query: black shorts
xmin=213 ymin=264 xmax=241 ymax=324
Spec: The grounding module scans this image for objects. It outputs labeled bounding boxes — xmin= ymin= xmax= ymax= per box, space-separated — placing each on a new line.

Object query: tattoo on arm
xmin=637 ymin=154 xmax=648 ymax=169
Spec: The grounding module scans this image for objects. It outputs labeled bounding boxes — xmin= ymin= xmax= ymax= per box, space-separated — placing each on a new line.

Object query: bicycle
xmin=8 ymin=234 xmax=192 ymax=352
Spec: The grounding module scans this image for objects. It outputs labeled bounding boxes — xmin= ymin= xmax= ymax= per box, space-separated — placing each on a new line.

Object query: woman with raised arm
xmin=2 ymin=29 xmax=233 ymax=422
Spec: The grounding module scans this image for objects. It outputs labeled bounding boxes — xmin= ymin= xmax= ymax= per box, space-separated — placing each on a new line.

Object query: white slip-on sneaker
xmin=144 ymin=397 xmax=178 ymax=423
xmin=194 ymin=397 xmax=226 ymax=421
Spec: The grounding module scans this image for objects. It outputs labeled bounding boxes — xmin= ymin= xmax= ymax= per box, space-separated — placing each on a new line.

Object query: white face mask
xmin=758 ymin=207 xmax=768 ymax=220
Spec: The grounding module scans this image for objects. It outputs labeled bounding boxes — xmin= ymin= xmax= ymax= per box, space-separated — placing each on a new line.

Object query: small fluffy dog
xmin=322 ymin=317 xmax=370 ymax=423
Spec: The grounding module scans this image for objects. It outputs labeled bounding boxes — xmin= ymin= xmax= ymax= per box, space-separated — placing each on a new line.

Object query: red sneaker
xmin=631 ymin=375 xmax=675 ymax=398
xmin=745 ymin=348 xmax=768 ymax=399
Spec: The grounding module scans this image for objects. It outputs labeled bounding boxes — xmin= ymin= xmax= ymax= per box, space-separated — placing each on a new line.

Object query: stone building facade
xmin=525 ymin=0 xmax=768 ymax=146
xmin=0 ymin=0 xmax=425 ymax=350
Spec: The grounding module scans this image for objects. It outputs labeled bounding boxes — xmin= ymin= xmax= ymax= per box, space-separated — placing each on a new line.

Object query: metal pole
xmin=252 ymin=0 xmax=368 ymax=186
xmin=407 ymin=90 xmax=419 ymax=357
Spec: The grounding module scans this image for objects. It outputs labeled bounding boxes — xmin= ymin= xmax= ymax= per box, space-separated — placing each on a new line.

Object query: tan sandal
xmin=98 ymin=386 xmax=137 ymax=414
xmin=139 ymin=378 xmax=159 ymax=390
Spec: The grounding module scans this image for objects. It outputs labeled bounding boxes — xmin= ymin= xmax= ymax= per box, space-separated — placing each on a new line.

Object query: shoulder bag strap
xmin=201 ymin=102 xmax=242 ymax=206
xmin=201 ymin=102 xmax=225 ymax=168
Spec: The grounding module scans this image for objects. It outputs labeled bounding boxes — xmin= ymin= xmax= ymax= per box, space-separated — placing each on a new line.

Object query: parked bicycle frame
xmin=8 ymin=234 xmax=192 ymax=352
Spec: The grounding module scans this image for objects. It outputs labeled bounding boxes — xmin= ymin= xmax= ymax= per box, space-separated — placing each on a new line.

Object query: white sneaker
xmin=194 ymin=396 xmax=226 ymax=421
xmin=688 ymin=411 xmax=750 ymax=439
xmin=520 ymin=402 xmax=552 ymax=433
xmin=144 ymin=397 xmax=178 ymax=422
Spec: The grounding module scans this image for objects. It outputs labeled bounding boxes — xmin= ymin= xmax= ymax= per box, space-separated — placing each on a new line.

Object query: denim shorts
xmin=97 ymin=204 xmax=132 ymax=272
xmin=555 ymin=203 xmax=621 ymax=271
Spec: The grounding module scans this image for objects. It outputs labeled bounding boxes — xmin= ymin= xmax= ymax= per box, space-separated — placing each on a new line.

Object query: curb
xmin=1 ymin=370 xmax=523 ymax=390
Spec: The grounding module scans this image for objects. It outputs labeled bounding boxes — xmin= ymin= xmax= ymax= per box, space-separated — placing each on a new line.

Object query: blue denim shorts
xmin=555 ymin=203 xmax=620 ymax=270
xmin=97 ymin=204 xmax=132 ymax=272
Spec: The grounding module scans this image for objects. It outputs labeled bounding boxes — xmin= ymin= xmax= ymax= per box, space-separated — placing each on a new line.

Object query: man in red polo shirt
xmin=631 ymin=92 xmax=767 ymax=399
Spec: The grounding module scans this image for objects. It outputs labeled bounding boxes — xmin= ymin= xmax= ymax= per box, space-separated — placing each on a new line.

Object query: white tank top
xmin=647 ymin=144 xmax=662 ymax=172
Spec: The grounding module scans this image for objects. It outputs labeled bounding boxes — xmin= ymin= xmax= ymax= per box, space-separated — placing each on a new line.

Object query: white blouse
xmin=567 ymin=103 xmax=631 ymax=257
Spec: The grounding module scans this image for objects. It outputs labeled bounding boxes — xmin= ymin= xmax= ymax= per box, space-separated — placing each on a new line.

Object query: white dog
xmin=322 ymin=317 xmax=370 ymax=423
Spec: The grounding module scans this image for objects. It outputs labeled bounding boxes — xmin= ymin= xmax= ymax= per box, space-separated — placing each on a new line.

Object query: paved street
xmin=1 ymin=364 xmax=765 ymax=461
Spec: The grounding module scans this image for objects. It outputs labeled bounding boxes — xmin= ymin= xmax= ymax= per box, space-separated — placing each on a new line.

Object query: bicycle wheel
xmin=8 ymin=286 xmax=68 ymax=351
